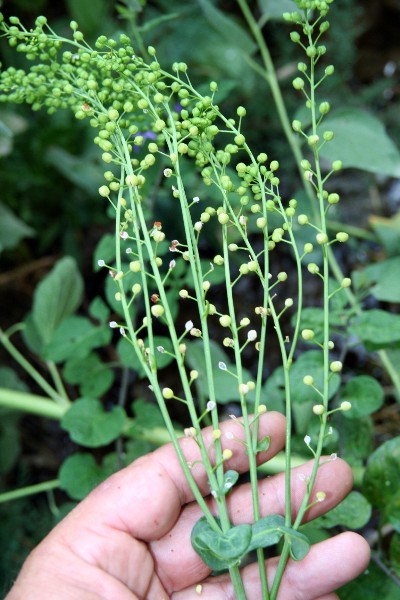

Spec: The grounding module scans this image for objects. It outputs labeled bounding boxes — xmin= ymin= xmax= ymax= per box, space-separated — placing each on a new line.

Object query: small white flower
xmin=97 ymin=259 xmax=105 ymax=267
xmin=185 ymin=320 xmax=193 ymax=331
xmin=225 ymin=431 xmax=234 ymax=440
xmin=120 ymin=231 xmax=129 ymax=240
xmin=330 ymin=453 xmax=337 ymax=461
xmin=304 ymin=435 xmax=311 ymax=445
xmin=148 ymin=385 xmax=153 ymax=391
xmin=193 ymin=196 xmax=200 ymax=203
xmin=169 ymin=260 xmax=176 ymax=269
xmin=164 ymin=168 xmax=173 ymax=177
xmin=247 ymin=329 xmax=257 ymax=342
xmin=218 ymin=361 xmax=227 ymax=371
xmin=119 ymin=327 xmax=126 ymax=336
xmin=109 ymin=321 xmax=118 ymax=328
xmin=157 ymin=346 xmax=165 ymax=353
xmin=207 ymin=400 xmax=216 ymax=411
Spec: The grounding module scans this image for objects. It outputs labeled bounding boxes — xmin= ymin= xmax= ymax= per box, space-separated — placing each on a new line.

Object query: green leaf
xmin=0 ymin=202 xmax=34 ymax=253
xmin=89 ymin=296 xmax=110 ymax=323
xmin=219 ymin=470 xmax=239 ymax=496
xmin=131 ymin=398 xmax=165 ymax=430
xmin=320 ymin=108 xmax=400 ymax=177
xmin=349 ymin=310 xmax=400 ymax=350
xmin=43 ymin=316 xmax=112 ymax=363
xmin=256 ymin=436 xmax=271 ymax=453
xmin=61 ymin=398 xmax=126 ymax=447
xmin=363 ymin=436 xmax=400 ymax=527
xmin=340 ymin=376 xmax=384 ymax=419
xmin=59 ymin=453 xmax=114 ymax=500
xmin=281 ymin=526 xmax=311 ymax=561
xmin=356 ymin=257 xmax=400 ymax=303
xmin=369 ymin=211 xmax=400 ymax=257
xmin=94 ymin=233 xmax=115 ymax=271
xmin=46 ymin=146 xmax=104 ymax=196
xmin=339 ymin=415 xmax=373 ymax=467
xmin=257 ymin=0 xmax=298 ymax=20
xmin=197 ymin=0 xmax=256 ymax=56
xmin=191 ymin=517 xmax=252 ymax=571
xmin=66 ymin=0 xmax=110 ymax=36
xmin=317 ymin=491 xmax=372 ymax=530
xmin=31 ymin=257 xmax=83 ymax=346
xmin=339 ymin=561 xmax=400 ymax=599
xmin=247 ymin=514 xmax=285 ymax=552
xmin=64 ymin=353 xmax=114 ymax=397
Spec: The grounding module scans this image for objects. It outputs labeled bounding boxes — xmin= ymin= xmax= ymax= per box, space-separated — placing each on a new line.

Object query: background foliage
xmin=1 ymin=0 xmax=400 ymax=596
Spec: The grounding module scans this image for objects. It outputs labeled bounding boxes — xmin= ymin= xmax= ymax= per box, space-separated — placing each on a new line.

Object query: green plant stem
xmin=0 ymin=329 xmax=69 ymax=407
xmin=237 ymin=0 xmax=400 ymax=402
xmin=46 ymin=360 xmax=70 ymax=403
xmin=0 ymin=388 xmax=67 ymax=419
xmin=0 ymin=479 xmax=60 ymax=504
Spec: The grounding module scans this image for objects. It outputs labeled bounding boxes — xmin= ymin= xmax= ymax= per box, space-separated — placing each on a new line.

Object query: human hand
xmin=6 ymin=412 xmax=370 ymax=599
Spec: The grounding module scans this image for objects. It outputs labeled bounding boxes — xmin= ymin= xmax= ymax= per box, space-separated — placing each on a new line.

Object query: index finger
xmin=64 ymin=411 xmax=286 ymax=542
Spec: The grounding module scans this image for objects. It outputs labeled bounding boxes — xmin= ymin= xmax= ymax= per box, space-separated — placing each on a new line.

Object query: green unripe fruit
xmin=151 ymin=304 xmax=165 ymax=318
xmin=304 ymin=243 xmax=314 ymax=254
xmin=218 ymin=213 xmax=229 ymax=225
xmin=328 ymin=193 xmax=340 ymax=204
xmin=302 ymin=329 xmax=315 ymax=341
xmin=256 ymin=217 xmax=267 ymax=229
xmin=213 ymin=254 xmax=224 ymax=266
xmin=200 ymin=212 xmax=211 ymax=223
xmin=293 ymin=77 xmax=305 ymax=90
xmin=341 ymin=277 xmax=352 ymax=288
xmin=108 ymin=108 xmax=119 ymax=121
xmin=332 ymin=160 xmax=343 ymax=171
xmin=129 ymin=261 xmax=141 ymax=272
xmin=292 ymin=120 xmax=302 ymax=132
xmin=237 ymin=106 xmax=246 ymax=117
xmin=316 ymin=232 xmax=329 ymax=245
xmin=147 ymin=45 xmax=156 ymax=56
xmin=298 ymin=214 xmax=309 ymax=225
xmin=219 ymin=315 xmax=232 ymax=328
xmin=234 ymin=134 xmax=246 ymax=146
xmin=270 ymin=160 xmax=279 ymax=171
xmin=303 ymin=375 xmax=314 ymax=386
xmin=330 ymin=361 xmax=343 ymax=373
xmin=290 ymin=31 xmax=301 ymax=42
xmin=325 ymin=65 xmax=335 ymax=76
xmin=306 ymin=45 xmax=317 ymax=57
xmin=162 ymin=387 xmax=174 ymax=399
xmin=323 ymin=130 xmax=334 ymax=141
xmin=319 ymin=101 xmax=330 ymax=115
xmin=308 ymin=134 xmax=320 ymax=146
xmin=336 ymin=232 xmax=349 ymax=243
xmin=98 ymin=185 xmax=110 ymax=197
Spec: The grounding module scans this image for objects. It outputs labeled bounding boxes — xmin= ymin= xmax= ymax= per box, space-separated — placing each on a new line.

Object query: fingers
xmin=155 ymin=410 xmax=287 ymax=505
xmin=171 ymin=532 xmax=370 ymax=600
xmin=151 ymin=455 xmax=354 ymax=591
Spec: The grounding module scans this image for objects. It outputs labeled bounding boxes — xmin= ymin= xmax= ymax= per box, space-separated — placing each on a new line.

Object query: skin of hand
xmin=5 ymin=412 xmax=370 ymax=600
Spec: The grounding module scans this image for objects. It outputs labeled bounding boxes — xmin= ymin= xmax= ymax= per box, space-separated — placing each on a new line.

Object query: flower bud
xmin=302 ymin=329 xmax=315 ymax=341
xmin=330 ymin=361 xmax=343 ymax=373
xmin=340 ymin=400 xmax=352 ymax=411
xmin=151 ymin=305 xmax=165 ymax=318
xmin=313 ymin=404 xmax=325 ymax=415
xmin=162 ymin=388 xmax=174 ymax=399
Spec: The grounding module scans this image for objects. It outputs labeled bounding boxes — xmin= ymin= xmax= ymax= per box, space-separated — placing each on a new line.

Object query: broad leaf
xmin=197 ymin=0 xmax=256 ymax=56
xmin=354 ymin=257 xmax=400 ymax=303
xmin=317 ymin=491 xmax=372 ymax=530
xmin=61 ymin=398 xmax=126 ymax=447
xmin=43 ymin=315 xmax=112 ymax=362
xmin=0 ymin=202 xmax=34 ymax=253
xmin=247 ymin=514 xmax=285 ymax=552
xmin=349 ymin=310 xmax=400 ymax=350
xmin=281 ymin=526 xmax=311 ymax=560
xmin=340 ymin=376 xmax=384 ymax=419
xmin=191 ymin=517 xmax=252 ymax=571
xmin=320 ymin=108 xmax=400 ymax=177
xmin=31 ymin=257 xmax=83 ymax=346
xmin=59 ymin=453 xmax=115 ymax=500
xmin=363 ymin=436 xmax=400 ymax=530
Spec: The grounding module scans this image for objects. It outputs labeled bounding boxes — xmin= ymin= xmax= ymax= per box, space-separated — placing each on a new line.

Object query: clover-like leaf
xmin=247 ymin=514 xmax=285 ymax=552
xmin=61 ymin=398 xmax=126 ymax=447
xmin=191 ymin=517 xmax=252 ymax=571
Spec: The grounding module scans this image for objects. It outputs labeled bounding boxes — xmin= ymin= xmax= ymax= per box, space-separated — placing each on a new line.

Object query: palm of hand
xmin=7 ymin=413 xmax=369 ymax=600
